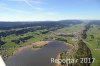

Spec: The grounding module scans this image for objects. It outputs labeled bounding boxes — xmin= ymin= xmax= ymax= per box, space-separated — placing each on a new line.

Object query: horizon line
xmin=0 ymin=19 xmax=100 ymax=22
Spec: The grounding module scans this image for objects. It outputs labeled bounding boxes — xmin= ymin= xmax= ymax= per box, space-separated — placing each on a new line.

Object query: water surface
xmin=6 ymin=41 xmax=70 ymax=66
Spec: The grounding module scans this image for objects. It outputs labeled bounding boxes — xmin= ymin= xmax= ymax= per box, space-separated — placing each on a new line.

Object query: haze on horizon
xmin=0 ymin=0 xmax=100 ymax=21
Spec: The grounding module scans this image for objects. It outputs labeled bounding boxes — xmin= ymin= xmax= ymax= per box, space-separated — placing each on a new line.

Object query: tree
xmin=97 ymin=37 xmax=100 ymax=48
xmin=90 ymin=35 xmax=94 ymax=39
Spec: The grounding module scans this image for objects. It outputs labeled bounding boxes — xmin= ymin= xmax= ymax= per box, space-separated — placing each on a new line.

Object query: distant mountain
xmin=0 ymin=20 xmax=83 ymax=30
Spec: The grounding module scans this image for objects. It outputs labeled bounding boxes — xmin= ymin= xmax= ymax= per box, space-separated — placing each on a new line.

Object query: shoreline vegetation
xmin=56 ymin=43 xmax=74 ymax=66
xmin=13 ymin=41 xmax=49 ymax=55
xmin=55 ymin=24 xmax=93 ymax=66
xmin=0 ymin=21 xmax=83 ymax=61
xmin=56 ymin=40 xmax=92 ymax=66
xmin=0 ymin=21 xmax=99 ymax=66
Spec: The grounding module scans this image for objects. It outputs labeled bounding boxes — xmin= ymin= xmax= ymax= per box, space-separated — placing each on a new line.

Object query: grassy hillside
xmin=86 ymin=25 xmax=100 ymax=66
xmin=0 ymin=21 xmax=82 ymax=60
xmin=0 ymin=21 xmax=98 ymax=66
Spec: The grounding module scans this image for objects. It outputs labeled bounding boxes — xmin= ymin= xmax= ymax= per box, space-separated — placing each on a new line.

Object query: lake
xmin=6 ymin=41 xmax=70 ymax=66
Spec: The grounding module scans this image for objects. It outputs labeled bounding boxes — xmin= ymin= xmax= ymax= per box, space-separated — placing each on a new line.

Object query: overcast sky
xmin=0 ymin=0 xmax=100 ymax=21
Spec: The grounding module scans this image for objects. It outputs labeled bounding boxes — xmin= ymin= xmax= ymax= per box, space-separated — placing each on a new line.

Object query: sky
xmin=0 ymin=0 xmax=100 ymax=21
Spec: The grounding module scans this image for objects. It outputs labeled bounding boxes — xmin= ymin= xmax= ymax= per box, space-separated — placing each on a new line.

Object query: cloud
xmin=31 ymin=0 xmax=43 ymax=5
xmin=9 ymin=0 xmax=33 ymax=7
xmin=8 ymin=0 xmax=43 ymax=10
xmin=23 ymin=0 xmax=34 ymax=8
xmin=23 ymin=0 xmax=44 ymax=11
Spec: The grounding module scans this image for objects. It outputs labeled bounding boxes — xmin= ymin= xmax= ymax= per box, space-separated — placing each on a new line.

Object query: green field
xmin=0 ymin=30 xmax=47 ymax=59
xmin=86 ymin=25 xmax=100 ymax=66
xmin=0 ymin=23 xmax=84 ymax=59
xmin=0 ymin=22 xmax=99 ymax=66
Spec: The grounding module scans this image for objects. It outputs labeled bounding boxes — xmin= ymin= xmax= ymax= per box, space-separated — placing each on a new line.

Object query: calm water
xmin=6 ymin=41 xmax=70 ymax=66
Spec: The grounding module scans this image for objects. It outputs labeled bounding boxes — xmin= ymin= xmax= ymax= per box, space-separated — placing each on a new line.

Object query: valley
xmin=0 ymin=20 xmax=100 ymax=66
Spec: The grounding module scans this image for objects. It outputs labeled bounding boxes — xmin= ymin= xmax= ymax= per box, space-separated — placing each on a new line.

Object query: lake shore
xmin=6 ymin=40 xmax=72 ymax=66
xmin=13 ymin=41 xmax=49 ymax=55
xmin=55 ymin=43 xmax=74 ymax=66
xmin=11 ymin=40 xmax=73 ymax=66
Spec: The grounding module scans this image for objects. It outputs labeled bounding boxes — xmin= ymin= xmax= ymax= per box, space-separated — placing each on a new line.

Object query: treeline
xmin=0 ymin=30 xmax=15 ymax=37
xmin=0 ymin=20 xmax=82 ymax=30
xmin=11 ymin=36 xmax=33 ymax=44
xmin=0 ymin=40 xmax=6 ymax=46
xmin=0 ymin=28 xmax=36 ymax=37
xmin=0 ymin=22 xmax=65 ymax=37
xmin=82 ymin=20 xmax=100 ymax=39
xmin=59 ymin=40 xmax=93 ymax=66
xmin=58 ymin=34 xmax=74 ymax=37
xmin=74 ymin=40 xmax=93 ymax=66
xmin=55 ymin=38 xmax=67 ymax=43
xmin=89 ymin=20 xmax=100 ymax=26
xmin=0 ymin=20 xmax=82 ymax=37
xmin=15 ymin=27 xmax=37 ymax=35
xmin=58 ymin=20 xmax=83 ymax=25
xmin=81 ymin=24 xmax=90 ymax=39
xmin=0 ymin=26 xmax=60 ymax=37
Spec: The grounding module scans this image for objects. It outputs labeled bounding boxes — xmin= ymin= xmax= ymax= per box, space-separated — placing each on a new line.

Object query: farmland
xmin=0 ymin=20 xmax=100 ymax=66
